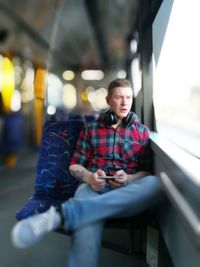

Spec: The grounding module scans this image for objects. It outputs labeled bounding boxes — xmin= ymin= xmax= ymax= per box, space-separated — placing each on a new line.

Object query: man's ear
xmin=106 ymin=95 xmax=110 ymax=105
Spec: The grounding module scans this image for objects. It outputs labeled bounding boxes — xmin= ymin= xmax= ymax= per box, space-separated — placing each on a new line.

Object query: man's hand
xmin=107 ymin=170 xmax=129 ymax=188
xmin=86 ymin=169 xmax=107 ymax=191
xmin=70 ymin=164 xmax=107 ymax=191
xmin=107 ymin=170 xmax=152 ymax=188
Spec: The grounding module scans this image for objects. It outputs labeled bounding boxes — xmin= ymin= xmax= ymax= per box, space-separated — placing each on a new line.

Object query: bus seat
xmin=16 ymin=120 xmax=83 ymax=220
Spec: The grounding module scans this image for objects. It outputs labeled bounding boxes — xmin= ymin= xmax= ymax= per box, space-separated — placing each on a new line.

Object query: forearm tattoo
xmin=70 ymin=168 xmax=87 ymax=181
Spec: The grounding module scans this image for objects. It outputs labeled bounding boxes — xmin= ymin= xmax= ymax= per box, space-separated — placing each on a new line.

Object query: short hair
xmin=108 ymin=78 xmax=132 ymax=95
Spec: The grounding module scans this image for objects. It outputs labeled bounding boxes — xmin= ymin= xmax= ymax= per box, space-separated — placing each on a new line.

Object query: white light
xmin=130 ymin=39 xmax=138 ymax=53
xmin=47 ymin=105 xmax=56 ymax=115
xmin=87 ymin=86 xmax=96 ymax=103
xmin=81 ymin=70 xmax=104 ymax=80
xmin=90 ymin=87 xmax=108 ymax=111
xmin=0 ymin=55 xmax=2 ymax=92
xmin=62 ymin=70 xmax=75 ymax=81
xmin=10 ymin=90 xmax=21 ymax=112
xmin=47 ymin=73 xmax=63 ymax=107
xmin=21 ymin=67 xmax=34 ymax=103
xmin=63 ymin=84 xmax=77 ymax=109
xmin=131 ymin=58 xmax=141 ymax=97
xmin=117 ymin=70 xmax=127 ymax=79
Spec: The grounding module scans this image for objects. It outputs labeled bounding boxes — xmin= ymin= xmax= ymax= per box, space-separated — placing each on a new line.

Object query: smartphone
xmin=98 ymin=176 xmax=118 ymax=180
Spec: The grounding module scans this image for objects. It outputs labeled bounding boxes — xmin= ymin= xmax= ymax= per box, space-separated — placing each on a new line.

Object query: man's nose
xmin=121 ymin=99 xmax=126 ymax=105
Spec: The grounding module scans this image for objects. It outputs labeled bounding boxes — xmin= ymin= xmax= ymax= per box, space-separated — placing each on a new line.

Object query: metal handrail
xmin=160 ymin=172 xmax=200 ymax=245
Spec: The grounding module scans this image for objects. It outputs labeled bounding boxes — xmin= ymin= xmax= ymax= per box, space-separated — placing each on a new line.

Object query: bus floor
xmin=0 ymin=150 xmax=148 ymax=267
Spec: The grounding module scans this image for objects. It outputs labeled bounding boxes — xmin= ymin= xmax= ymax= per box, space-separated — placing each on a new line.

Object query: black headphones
xmin=103 ymin=110 xmax=137 ymax=127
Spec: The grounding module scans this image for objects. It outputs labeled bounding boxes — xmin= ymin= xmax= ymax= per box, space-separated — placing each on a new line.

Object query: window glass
xmin=152 ymin=0 xmax=200 ymax=158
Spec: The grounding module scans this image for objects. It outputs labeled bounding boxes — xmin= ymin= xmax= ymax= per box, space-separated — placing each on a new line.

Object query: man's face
xmin=106 ymin=86 xmax=133 ymax=119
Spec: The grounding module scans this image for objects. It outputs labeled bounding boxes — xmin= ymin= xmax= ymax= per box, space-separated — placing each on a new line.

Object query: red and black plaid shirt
xmin=70 ymin=116 xmax=152 ymax=175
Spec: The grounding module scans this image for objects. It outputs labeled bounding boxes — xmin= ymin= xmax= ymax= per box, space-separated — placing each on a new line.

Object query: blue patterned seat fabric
xmin=16 ymin=120 xmax=84 ymax=220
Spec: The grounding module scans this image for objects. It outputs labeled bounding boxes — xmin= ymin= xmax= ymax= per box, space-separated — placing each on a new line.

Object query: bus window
xmin=152 ymin=0 xmax=200 ymax=158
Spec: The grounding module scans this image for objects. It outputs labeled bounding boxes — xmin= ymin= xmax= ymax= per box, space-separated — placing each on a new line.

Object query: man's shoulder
xmin=85 ymin=118 xmax=101 ymax=129
xmin=131 ymin=120 xmax=149 ymax=129
xmin=130 ymin=120 xmax=150 ymax=136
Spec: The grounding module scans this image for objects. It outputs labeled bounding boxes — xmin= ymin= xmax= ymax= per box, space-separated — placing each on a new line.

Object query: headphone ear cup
xmin=123 ymin=112 xmax=137 ymax=127
xmin=103 ymin=111 xmax=118 ymax=126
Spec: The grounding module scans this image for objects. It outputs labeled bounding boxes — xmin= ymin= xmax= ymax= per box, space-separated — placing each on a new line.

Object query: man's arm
xmin=69 ymin=164 xmax=92 ymax=183
xmin=127 ymin=170 xmax=151 ymax=182
xmin=69 ymin=164 xmax=107 ymax=191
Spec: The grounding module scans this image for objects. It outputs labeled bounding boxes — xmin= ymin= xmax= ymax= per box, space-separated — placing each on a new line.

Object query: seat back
xmin=35 ymin=120 xmax=84 ymax=201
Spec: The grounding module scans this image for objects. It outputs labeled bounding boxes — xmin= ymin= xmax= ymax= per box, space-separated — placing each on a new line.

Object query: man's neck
xmin=112 ymin=119 xmax=122 ymax=129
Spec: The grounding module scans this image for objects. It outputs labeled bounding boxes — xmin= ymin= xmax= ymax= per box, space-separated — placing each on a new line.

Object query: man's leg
xmin=68 ymin=222 xmax=104 ymax=267
xmin=11 ymin=206 xmax=61 ymax=248
xmin=67 ymin=184 xmax=104 ymax=267
xmin=11 ymin=175 xmax=162 ymax=248
xmin=62 ymin=175 xmax=163 ymax=231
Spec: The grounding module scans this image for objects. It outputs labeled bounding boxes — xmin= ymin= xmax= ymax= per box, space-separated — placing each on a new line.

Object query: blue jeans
xmin=62 ymin=175 xmax=162 ymax=267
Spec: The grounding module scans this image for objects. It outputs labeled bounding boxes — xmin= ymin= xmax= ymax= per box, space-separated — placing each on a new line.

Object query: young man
xmin=12 ymin=78 xmax=162 ymax=267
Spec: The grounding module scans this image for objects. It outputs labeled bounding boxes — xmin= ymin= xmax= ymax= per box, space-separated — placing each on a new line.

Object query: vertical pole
xmin=33 ymin=67 xmax=47 ymax=147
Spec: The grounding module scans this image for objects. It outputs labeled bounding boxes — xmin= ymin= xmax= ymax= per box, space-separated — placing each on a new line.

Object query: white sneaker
xmin=11 ymin=206 xmax=61 ymax=248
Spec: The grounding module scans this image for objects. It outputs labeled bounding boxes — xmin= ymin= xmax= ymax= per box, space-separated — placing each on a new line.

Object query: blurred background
xmin=0 ymin=0 xmax=142 ymax=167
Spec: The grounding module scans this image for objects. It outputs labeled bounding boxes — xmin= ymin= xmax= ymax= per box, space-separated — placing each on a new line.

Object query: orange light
xmin=34 ymin=68 xmax=47 ymax=100
xmin=34 ymin=67 xmax=47 ymax=146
